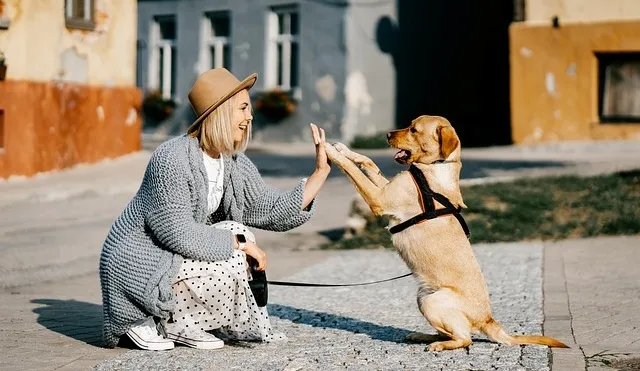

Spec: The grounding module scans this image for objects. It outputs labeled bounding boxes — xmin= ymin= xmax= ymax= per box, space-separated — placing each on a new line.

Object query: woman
xmin=99 ymin=68 xmax=331 ymax=351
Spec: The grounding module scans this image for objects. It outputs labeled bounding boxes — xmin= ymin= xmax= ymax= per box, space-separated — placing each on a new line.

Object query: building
xmin=136 ymin=0 xmax=397 ymax=144
xmin=510 ymin=0 xmax=640 ymax=144
xmin=0 ymin=0 xmax=141 ymax=179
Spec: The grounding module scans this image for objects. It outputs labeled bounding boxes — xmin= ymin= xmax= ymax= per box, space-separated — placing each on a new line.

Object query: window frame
xmin=148 ymin=15 xmax=177 ymax=100
xmin=199 ymin=11 xmax=232 ymax=75
xmin=596 ymin=51 xmax=640 ymax=124
xmin=265 ymin=5 xmax=300 ymax=92
xmin=65 ymin=0 xmax=95 ymax=31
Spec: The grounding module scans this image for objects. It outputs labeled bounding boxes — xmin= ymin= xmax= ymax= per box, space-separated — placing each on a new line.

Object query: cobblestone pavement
xmin=94 ymin=243 xmax=549 ymax=371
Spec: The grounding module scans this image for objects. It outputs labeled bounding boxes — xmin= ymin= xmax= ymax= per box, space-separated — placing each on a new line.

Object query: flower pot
xmin=254 ymin=90 xmax=297 ymax=122
xmin=142 ymin=92 xmax=176 ymax=123
xmin=0 ymin=65 xmax=6 ymax=81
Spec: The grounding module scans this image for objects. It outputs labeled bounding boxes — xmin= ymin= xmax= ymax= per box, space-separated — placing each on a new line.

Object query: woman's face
xmin=232 ymin=90 xmax=253 ymax=143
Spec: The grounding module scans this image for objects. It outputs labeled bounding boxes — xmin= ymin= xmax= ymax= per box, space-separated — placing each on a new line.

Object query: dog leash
xmin=266 ymin=272 xmax=413 ymax=287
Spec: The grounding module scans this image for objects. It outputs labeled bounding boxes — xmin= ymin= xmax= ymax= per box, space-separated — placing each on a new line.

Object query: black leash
xmin=266 ymin=272 xmax=413 ymax=287
xmin=249 ymin=270 xmax=413 ymax=307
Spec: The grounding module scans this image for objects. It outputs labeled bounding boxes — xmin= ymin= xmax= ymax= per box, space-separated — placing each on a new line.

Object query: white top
xmin=202 ymin=152 xmax=225 ymax=213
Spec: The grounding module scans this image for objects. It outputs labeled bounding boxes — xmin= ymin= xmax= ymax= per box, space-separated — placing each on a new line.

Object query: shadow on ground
xmin=31 ymin=299 xmax=104 ymax=346
xmin=267 ymin=304 xmax=495 ymax=346
xmin=268 ymin=303 xmax=413 ymax=343
xmin=31 ymin=299 xmax=414 ymax=346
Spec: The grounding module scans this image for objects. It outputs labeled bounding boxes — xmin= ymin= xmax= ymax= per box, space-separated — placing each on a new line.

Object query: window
xmin=597 ymin=52 xmax=640 ymax=123
xmin=65 ymin=0 xmax=94 ymax=30
xmin=513 ymin=0 xmax=525 ymax=22
xmin=149 ymin=16 xmax=177 ymax=100
xmin=199 ymin=11 xmax=231 ymax=74
xmin=266 ymin=6 xmax=299 ymax=91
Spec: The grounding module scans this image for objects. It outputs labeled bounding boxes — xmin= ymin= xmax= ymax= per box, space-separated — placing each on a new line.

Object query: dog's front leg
xmin=325 ymin=143 xmax=386 ymax=216
xmin=332 ymin=143 xmax=389 ymax=187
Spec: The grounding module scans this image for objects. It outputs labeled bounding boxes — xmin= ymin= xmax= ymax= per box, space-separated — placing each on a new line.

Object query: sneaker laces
xmin=131 ymin=317 xmax=164 ymax=340
xmin=162 ymin=321 xmax=220 ymax=341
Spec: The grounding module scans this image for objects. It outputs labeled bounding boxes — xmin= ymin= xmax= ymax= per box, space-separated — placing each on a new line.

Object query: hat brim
xmin=187 ymin=73 xmax=258 ymax=135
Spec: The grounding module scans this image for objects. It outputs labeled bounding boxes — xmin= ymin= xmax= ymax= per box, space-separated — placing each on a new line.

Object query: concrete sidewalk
xmin=543 ymin=235 xmax=640 ymax=371
xmin=2 ymin=236 xmax=638 ymax=370
xmin=1 ymin=138 xmax=639 ymax=370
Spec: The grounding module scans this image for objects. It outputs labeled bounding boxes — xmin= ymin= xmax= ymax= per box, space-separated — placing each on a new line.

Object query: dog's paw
xmin=427 ymin=342 xmax=445 ymax=352
xmin=324 ymin=142 xmax=343 ymax=161
xmin=333 ymin=142 xmax=350 ymax=155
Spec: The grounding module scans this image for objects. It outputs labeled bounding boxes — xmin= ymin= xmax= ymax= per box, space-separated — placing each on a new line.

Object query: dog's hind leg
xmin=426 ymin=327 xmax=472 ymax=352
xmin=418 ymin=288 xmax=473 ymax=352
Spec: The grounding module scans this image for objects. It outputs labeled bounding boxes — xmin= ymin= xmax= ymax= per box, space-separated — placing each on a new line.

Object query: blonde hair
xmin=189 ymin=91 xmax=252 ymax=156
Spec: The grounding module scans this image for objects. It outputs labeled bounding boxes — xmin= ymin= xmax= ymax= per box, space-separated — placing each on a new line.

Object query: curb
xmin=544 ymin=244 xmax=585 ymax=371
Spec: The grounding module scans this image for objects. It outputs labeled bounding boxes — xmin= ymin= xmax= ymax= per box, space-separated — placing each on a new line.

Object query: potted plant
xmin=141 ymin=90 xmax=177 ymax=123
xmin=253 ymin=89 xmax=297 ymax=122
xmin=0 ymin=50 xmax=6 ymax=81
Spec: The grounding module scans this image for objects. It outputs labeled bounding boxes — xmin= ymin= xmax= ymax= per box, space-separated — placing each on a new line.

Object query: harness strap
xmin=389 ymin=165 xmax=470 ymax=237
xmin=408 ymin=165 xmax=435 ymax=212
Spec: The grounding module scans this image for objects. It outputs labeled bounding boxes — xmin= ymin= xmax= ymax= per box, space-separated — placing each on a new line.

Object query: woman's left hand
xmin=310 ymin=123 xmax=330 ymax=173
xmin=301 ymin=124 xmax=331 ymax=210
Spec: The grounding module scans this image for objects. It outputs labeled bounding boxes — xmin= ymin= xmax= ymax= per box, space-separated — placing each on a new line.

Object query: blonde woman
xmin=99 ymin=69 xmax=331 ymax=350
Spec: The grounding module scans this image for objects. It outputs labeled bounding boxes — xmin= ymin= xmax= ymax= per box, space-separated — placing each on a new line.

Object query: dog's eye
xmin=410 ymin=128 xmax=417 ymax=133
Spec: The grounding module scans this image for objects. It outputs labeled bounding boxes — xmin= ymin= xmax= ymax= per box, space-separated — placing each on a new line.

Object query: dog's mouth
xmin=394 ymin=149 xmax=411 ymax=164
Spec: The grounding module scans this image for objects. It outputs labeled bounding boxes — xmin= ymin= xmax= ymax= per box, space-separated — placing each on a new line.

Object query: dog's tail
xmin=481 ymin=317 xmax=569 ymax=348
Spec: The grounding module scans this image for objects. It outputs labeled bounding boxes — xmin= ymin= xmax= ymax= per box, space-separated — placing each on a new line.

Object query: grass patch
xmin=322 ymin=169 xmax=640 ymax=249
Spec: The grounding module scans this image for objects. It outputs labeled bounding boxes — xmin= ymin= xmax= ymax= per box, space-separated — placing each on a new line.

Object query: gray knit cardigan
xmin=99 ymin=135 xmax=315 ymax=348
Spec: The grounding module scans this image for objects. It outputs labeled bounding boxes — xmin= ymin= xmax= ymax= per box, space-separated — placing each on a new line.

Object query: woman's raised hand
xmin=310 ymin=123 xmax=330 ymax=173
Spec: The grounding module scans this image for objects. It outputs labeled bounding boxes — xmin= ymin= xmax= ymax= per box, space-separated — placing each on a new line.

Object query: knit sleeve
xmin=238 ymin=154 xmax=316 ymax=231
xmin=143 ymin=147 xmax=235 ymax=262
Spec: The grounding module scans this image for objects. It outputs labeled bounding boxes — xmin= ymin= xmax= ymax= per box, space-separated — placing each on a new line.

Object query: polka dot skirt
xmin=170 ymin=221 xmax=286 ymax=343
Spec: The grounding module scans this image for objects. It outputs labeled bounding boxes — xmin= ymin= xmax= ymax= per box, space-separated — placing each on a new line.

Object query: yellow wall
xmin=526 ymin=0 xmax=640 ymax=23
xmin=510 ymin=20 xmax=640 ymax=144
xmin=0 ymin=0 xmax=136 ymax=86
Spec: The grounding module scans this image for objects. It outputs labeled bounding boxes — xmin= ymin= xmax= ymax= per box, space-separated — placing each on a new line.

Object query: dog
xmin=324 ymin=115 xmax=568 ymax=351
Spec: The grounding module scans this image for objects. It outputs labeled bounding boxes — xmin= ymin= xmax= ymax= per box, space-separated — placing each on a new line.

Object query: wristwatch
xmin=236 ymin=234 xmax=247 ymax=251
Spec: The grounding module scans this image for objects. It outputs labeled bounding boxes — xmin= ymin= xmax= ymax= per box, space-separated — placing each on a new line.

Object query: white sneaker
xmin=159 ymin=321 xmax=224 ymax=350
xmin=126 ymin=317 xmax=175 ymax=351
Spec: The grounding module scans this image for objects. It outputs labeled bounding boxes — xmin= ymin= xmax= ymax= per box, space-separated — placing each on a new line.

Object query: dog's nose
xmin=386 ymin=132 xmax=391 ymax=140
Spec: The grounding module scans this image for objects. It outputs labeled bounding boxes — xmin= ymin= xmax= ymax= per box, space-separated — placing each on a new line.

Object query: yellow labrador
xmin=324 ymin=115 xmax=568 ymax=351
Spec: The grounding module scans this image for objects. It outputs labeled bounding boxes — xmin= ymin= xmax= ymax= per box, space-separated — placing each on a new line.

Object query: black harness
xmin=388 ymin=164 xmax=470 ymax=237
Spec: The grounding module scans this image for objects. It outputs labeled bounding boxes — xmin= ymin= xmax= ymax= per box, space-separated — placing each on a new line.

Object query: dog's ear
xmin=438 ymin=125 xmax=459 ymax=159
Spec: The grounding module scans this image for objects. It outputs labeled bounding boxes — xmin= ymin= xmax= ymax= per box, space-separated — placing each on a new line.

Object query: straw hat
xmin=187 ymin=68 xmax=258 ymax=134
